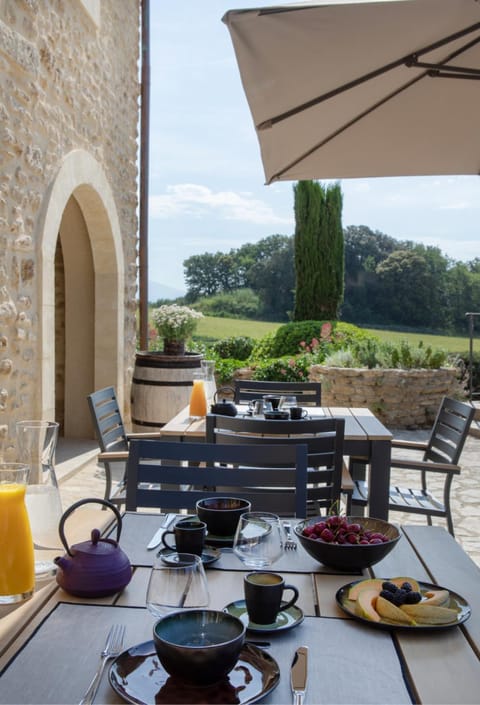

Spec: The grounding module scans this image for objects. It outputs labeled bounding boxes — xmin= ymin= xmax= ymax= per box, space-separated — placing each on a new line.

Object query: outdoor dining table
xmin=160 ymin=405 xmax=393 ymax=521
xmin=1 ymin=511 xmax=480 ymax=704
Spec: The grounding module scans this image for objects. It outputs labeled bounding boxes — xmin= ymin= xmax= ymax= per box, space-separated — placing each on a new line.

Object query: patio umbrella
xmin=222 ymin=0 xmax=480 ymax=182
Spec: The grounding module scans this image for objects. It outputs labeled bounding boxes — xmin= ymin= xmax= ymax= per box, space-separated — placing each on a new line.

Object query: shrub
xmin=211 ymin=336 xmax=255 ymax=360
xmin=262 ymin=320 xmax=378 ymax=358
xmin=195 ymin=289 xmax=261 ymax=319
xmin=323 ymin=339 xmax=451 ymax=370
xmin=252 ymin=355 xmax=312 ymax=382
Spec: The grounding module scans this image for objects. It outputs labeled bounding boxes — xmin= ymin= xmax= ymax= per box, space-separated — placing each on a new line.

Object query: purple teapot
xmin=54 ymin=498 xmax=132 ymax=598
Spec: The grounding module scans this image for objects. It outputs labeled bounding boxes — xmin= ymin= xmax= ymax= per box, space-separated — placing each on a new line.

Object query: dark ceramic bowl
xmin=294 ymin=516 xmax=400 ymax=570
xmin=196 ymin=497 xmax=251 ymax=537
xmin=153 ymin=609 xmax=246 ymax=685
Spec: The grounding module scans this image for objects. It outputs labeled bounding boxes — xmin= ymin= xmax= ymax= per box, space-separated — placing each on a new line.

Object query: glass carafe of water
xmin=16 ymin=420 xmax=62 ymax=579
xmin=201 ymin=359 xmax=217 ymax=405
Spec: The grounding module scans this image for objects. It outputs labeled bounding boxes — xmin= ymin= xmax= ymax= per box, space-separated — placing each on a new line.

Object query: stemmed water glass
xmin=146 ymin=553 xmax=210 ymax=619
xmin=233 ymin=512 xmax=284 ymax=569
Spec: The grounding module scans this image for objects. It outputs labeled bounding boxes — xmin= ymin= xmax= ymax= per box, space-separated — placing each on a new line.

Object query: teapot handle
xmin=58 ymin=498 xmax=123 ymax=557
xmin=213 ymin=386 xmax=235 ymax=402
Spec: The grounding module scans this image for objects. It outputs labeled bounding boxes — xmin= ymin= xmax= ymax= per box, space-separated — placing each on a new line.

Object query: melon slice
xmin=400 ymin=603 xmax=459 ymax=624
xmin=422 ymin=589 xmax=450 ymax=606
xmin=348 ymin=579 xmax=384 ymax=601
xmin=355 ymin=588 xmax=381 ymax=622
xmin=376 ymin=596 xmax=416 ymax=625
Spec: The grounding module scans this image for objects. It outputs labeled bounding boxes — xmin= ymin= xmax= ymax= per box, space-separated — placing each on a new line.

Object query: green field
xmin=194 ymin=316 xmax=470 ymax=354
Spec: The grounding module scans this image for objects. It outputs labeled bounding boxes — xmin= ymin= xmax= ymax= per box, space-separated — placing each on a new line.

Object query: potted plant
xmin=151 ymin=304 xmax=203 ymax=356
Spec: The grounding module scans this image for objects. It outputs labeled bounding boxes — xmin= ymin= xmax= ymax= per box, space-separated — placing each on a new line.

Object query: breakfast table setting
xmin=2 ymin=498 xmax=480 ymax=705
xmin=159 ymin=403 xmax=393 ymax=521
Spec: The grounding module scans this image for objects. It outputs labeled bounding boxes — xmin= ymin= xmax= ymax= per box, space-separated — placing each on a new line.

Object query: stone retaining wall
xmin=309 ymin=366 xmax=462 ymax=428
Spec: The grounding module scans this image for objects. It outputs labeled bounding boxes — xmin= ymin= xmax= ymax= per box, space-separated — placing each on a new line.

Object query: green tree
xmin=293 ymin=180 xmax=344 ymax=320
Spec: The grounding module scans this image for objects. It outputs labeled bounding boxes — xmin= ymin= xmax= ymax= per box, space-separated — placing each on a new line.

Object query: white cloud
xmin=149 ymin=184 xmax=293 ymax=226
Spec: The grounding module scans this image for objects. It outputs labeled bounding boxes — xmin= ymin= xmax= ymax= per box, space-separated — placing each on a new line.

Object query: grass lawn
xmin=193 ymin=316 xmax=471 ymax=354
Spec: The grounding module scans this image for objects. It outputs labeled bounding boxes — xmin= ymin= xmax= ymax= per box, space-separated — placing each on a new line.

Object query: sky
xmin=147 ymin=1 xmax=480 ymax=296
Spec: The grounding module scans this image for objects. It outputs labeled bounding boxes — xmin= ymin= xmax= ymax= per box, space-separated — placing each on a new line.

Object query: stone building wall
xmin=309 ymin=365 xmax=462 ymax=428
xmin=0 ymin=0 xmax=140 ymax=451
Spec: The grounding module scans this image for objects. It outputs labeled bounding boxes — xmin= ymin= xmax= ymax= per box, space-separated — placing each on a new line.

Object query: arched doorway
xmin=39 ymin=150 xmax=125 ymax=438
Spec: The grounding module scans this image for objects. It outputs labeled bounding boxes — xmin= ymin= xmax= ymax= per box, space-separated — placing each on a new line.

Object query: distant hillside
xmin=148 ymin=280 xmax=185 ymax=302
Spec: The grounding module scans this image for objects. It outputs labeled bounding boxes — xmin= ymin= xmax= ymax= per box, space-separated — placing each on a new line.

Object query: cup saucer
xmin=156 ymin=546 xmax=221 ymax=566
xmin=223 ymin=599 xmax=304 ymax=633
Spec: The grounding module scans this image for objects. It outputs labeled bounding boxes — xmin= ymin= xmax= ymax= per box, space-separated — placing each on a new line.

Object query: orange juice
xmin=189 ymin=379 xmax=207 ymax=418
xmin=0 ymin=479 xmax=35 ymax=602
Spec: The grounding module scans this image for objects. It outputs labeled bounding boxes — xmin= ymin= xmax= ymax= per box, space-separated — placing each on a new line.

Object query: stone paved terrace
xmin=56 ymin=429 xmax=480 ymax=568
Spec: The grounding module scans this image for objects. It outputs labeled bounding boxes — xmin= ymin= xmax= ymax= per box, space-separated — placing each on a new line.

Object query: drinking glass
xmin=233 ymin=512 xmax=284 ymax=569
xmin=0 ymin=463 xmax=35 ymax=603
xmin=16 ymin=420 xmax=62 ymax=579
xmin=279 ymin=395 xmax=297 ymax=410
xmin=146 ymin=553 xmax=210 ymax=618
xmin=201 ymin=359 xmax=217 ymax=405
xmin=189 ymin=372 xmax=207 ymax=419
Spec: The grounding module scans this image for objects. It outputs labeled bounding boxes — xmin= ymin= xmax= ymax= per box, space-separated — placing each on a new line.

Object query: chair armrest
xmin=126 ymin=432 xmax=163 ymax=440
xmin=391 ymin=439 xmax=428 ymax=451
xmin=390 ymin=458 xmax=461 ymax=475
xmin=341 ymin=461 xmax=354 ymax=493
xmin=98 ymin=451 xmax=129 ymax=462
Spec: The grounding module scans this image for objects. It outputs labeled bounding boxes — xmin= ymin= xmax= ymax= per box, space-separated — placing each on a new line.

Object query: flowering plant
xmin=151 ymin=304 xmax=203 ymax=343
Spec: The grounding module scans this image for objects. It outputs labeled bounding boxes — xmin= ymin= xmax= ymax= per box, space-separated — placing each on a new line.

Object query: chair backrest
xmin=125 ymin=439 xmax=309 ymax=517
xmin=233 ymin=379 xmax=321 ymax=406
xmin=87 ymin=386 xmax=129 ymax=454
xmin=425 ymin=396 xmax=475 ymax=465
xmin=206 ymin=414 xmax=345 ymax=513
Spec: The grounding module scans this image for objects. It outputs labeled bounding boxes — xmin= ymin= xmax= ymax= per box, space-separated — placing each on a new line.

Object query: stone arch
xmin=38 ymin=149 xmax=125 ymax=437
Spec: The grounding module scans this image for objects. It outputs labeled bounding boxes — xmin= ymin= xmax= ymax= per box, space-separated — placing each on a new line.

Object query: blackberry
xmin=379 ymin=589 xmax=396 ymax=603
xmin=401 ymin=582 xmax=413 ymax=592
xmin=405 ymin=591 xmax=422 ymax=604
xmin=382 ymin=581 xmax=398 ymax=593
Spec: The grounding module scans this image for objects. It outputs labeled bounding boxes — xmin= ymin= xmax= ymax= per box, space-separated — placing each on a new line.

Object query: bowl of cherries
xmin=294 ymin=515 xmax=400 ymax=570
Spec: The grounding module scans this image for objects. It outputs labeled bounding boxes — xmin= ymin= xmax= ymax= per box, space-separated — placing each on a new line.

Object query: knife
xmin=146 ymin=513 xmax=177 ymax=549
xmin=291 ymin=646 xmax=308 ymax=705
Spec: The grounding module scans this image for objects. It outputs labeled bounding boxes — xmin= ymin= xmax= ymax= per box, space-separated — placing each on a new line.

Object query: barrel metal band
xmin=132 ymin=377 xmax=193 ymax=387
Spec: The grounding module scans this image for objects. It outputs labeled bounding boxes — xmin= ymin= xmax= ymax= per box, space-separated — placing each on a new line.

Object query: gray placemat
xmin=118 ymin=512 xmax=362 ymax=575
xmin=0 ymin=603 xmax=412 ymax=705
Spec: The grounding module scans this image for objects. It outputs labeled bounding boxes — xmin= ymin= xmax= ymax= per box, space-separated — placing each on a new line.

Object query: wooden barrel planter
xmin=131 ymin=351 xmax=202 ymax=431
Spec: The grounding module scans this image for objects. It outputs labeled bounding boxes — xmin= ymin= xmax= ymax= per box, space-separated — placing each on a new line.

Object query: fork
xmin=79 ymin=624 xmax=125 ymax=705
xmin=283 ymin=522 xmax=297 ymax=550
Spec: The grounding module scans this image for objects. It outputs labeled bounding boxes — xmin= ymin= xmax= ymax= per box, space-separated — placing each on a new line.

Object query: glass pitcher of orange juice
xmin=189 ymin=371 xmax=207 ymax=419
xmin=0 ymin=463 xmax=35 ymax=603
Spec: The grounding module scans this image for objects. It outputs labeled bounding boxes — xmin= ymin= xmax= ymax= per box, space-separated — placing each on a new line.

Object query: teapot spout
xmin=54 ymin=555 xmax=71 ymax=571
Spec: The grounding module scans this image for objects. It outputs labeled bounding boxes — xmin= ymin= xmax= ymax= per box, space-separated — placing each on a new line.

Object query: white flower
xmin=151 ymin=304 xmax=203 ymax=341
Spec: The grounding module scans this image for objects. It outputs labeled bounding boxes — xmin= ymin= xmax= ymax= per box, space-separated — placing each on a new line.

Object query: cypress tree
xmin=293 ymin=180 xmax=344 ymax=321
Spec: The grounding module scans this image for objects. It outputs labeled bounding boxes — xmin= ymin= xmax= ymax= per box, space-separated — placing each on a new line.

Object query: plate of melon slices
xmin=336 ymin=577 xmax=471 ymax=630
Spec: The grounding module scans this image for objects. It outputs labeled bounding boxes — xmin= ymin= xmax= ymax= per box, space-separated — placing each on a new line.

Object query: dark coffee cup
xmin=263 ymin=395 xmax=281 ymax=410
xmin=244 ymin=572 xmax=299 ymax=624
xmin=162 ymin=518 xmax=206 ymax=556
xmin=290 ymin=406 xmax=308 ymax=420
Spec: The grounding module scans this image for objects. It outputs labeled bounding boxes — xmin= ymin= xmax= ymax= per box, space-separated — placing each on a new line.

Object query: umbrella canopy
xmin=222 ymin=0 xmax=480 ymax=182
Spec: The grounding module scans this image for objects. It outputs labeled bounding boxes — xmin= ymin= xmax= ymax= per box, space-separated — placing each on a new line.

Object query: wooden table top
xmin=1 ymin=511 xmax=479 ymax=704
xmin=160 ymin=405 xmax=393 ymax=442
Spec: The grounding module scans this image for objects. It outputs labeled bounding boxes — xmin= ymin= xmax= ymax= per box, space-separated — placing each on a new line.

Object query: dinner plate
xmin=223 ymin=599 xmax=304 ymax=633
xmin=336 ymin=579 xmax=471 ymax=630
xmin=157 ymin=546 xmax=221 ymax=566
xmin=109 ymin=640 xmax=280 ymax=705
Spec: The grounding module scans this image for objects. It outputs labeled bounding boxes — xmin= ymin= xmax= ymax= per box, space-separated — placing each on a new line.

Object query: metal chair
xmin=125 ymin=438 xmax=309 ymax=517
xmin=87 ymin=386 xmax=162 ymax=506
xmin=350 ymin=396 xmax=475 ymax=535
xmin=233 ymin=380 xmax=321 ymax=406
xmin=206 ymin=414 xmax=349 ymax=516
